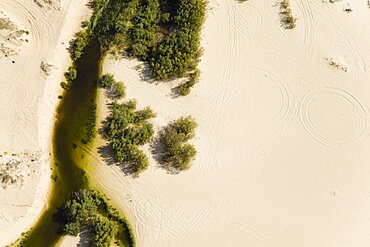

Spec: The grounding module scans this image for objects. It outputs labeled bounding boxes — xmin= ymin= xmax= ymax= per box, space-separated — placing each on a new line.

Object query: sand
xmin=0 ymin=0 xmax=90 ymax=245
xmin=91 ymin=0 xmax=370 ymax=246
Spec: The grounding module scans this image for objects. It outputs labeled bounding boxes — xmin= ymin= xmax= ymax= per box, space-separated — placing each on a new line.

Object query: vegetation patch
xmin=325 ymin=57 xmax=348 ymax=72
xmin=155 ymin=116 xmax=197 ymax=173
xmin=279 ymin=0 xmax=296 ymax=29
xmin=60 ymin=189 xmax=135 ymax=247
xmin=177 ymin=69 xmax=200 ymax=96
xmin=71 ymin=0 xmax=206 ymax=95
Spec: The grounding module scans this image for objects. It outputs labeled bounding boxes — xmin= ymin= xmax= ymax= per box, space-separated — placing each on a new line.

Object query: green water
xmin=19 ymin=43 xmax=101 ymax=246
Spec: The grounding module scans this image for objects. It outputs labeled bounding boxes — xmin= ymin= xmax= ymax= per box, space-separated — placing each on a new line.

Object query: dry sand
xmin=0 ymin=0 xmax=89 ymax=245
xmin=91 ymin=0 xmax=370 ymax=246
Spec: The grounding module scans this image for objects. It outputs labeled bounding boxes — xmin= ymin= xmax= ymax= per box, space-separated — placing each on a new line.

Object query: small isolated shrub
xmin=97 ymin=74 xmax=115 ymax=88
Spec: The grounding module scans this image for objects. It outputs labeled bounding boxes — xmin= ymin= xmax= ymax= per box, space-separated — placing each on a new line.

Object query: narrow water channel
xmin=21 ymin=42 xmax=101 ymax=246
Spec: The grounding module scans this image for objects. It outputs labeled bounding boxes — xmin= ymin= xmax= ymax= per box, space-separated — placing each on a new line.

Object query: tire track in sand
xmin=300 ymin=87 xmax=369 ymax=148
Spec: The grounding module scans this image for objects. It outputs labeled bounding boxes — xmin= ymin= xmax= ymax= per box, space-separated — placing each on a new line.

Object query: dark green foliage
xmin=97 ymin=74 xmax=115 ymax=88
xmin=158 ymin=116 xmax=197 ymax=172
xmin=60 ymin=190 xmax=135 ymax=246
xmin=104 ymin=98 xmax=155 ymax=176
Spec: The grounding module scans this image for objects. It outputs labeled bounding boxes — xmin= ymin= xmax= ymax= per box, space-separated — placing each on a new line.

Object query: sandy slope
xmin=0 ymin=0 xmax=89 ymax=245
xmin=91 ymin=0 xmax=370 ymax=246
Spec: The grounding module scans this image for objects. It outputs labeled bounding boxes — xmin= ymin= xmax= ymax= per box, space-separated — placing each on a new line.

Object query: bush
xmin=111 ymin=82 xmax=126 ymax=99
xmin=157 ymin=116 xmax=197 ymax=172
xmin=97 ymin=74 xmax=115 ymax=88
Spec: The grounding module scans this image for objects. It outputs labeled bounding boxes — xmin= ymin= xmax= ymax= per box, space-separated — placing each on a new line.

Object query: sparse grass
xmin=325 ymin=57 xmax=348 ymax=72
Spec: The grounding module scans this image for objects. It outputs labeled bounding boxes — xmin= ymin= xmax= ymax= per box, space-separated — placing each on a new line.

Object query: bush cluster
xmin=158 ymin=116 xmax=197 ymax=172
xmin=105 ymin=99 xmax=155 ymax=176
xmin=61 ymin=189 xmax=135 ymax=247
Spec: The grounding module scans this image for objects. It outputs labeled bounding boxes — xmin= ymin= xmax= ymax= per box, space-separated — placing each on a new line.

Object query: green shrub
xmin=112 ymin=82 xmax=126 ymax=99
xmin=158 ymin=116 xmax=197 ymax=172
xmin=97 ymin=74 xmax=115 ymax=88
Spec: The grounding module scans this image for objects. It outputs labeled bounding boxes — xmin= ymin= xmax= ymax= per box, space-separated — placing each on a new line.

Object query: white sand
xmin=92 ymin=0 xmax=370 ymax=246
xmin=0 ymin=0 xmax=90 ymax=245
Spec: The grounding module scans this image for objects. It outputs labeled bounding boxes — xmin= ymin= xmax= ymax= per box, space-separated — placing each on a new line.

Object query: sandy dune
xmin=92 ymin=0 xmax=370 ymax=246
xmin=0 ymin=0 xmax=89 ymax=245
